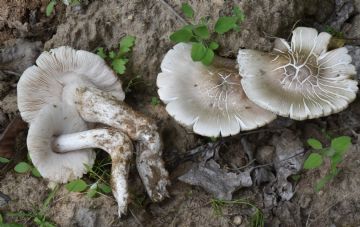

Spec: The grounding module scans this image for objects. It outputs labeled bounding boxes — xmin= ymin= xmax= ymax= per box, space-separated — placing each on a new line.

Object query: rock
xmin=232 ymin=215 xmax=242 ymax=225
xmin=0 ymin=90 xmax=18 ymax=115
xmin=0 ymin=191 xmax=10 ymax=208
xmin=346 ymin=45 xmax=360 ymax=80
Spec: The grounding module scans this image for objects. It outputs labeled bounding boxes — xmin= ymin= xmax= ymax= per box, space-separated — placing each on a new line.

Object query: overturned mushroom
xmin=237 ymin=27 xmax=358 ymax=120
xmin=157 ymin=43 xmax=276 ymax=137
xmin=17 ymin=46 xmax=169 ymax=207
xmin=28 ymin=104 xmax=132 ymax=215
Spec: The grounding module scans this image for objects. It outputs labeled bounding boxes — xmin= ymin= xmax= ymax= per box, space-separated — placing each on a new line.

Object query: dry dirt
xmin=1 ymin=0 xmax=360 ymax=227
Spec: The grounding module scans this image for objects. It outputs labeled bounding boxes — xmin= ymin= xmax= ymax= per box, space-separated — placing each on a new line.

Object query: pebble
xmin=232 ymin=215 xmax=242 ymax=225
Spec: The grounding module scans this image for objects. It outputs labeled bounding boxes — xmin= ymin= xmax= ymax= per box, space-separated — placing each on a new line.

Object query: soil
xmin=1 ymin=0 xmax=360 ymax=226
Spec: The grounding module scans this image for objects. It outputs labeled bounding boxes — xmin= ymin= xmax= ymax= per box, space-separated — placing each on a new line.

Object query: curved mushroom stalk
xmin=53 ymin=128 xmax=133 ymax=216
xmin=75 ymin=87 xmax=170 ymax=201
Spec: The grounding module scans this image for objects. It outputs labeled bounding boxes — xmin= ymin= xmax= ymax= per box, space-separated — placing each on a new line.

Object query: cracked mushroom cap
xmin=27 ymin=103 xmax=95 ymax=183
xmin=17 ymin=46 xmax=125 ymax=123
xmin=237 ymin=27 xmax=358 ymax=120
xmin=157 ymin=43 xmax=276 ymax=137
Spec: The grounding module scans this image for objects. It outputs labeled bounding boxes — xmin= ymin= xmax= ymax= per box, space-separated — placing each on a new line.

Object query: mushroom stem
xmin=53 ymin=128 xmax=133 ymax=216
xmin=75 ymin=87 xmax=170 ymax=201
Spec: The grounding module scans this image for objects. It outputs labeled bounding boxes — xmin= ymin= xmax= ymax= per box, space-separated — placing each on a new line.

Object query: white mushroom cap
xmin=17 ymin=46 xmax=125 ymax=123
xmin=238 ymin=27 xmax=358 ymax=120
xmin=157 ymin=43 xmax=276 ymax=137
xmin=27 ymin=103 xmax=95 ymax=183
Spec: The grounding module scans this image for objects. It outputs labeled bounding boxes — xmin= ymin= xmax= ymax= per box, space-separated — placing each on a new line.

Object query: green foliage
xmin=324 ymin=25 xmax=344 ymax=38
xmin=170 ymin=3 xmax=245 ymax=65
xmin=96 ymin=36 xmax=136 ymax=75
xmin=65 ymin=179 xmax=88 ymax=192
xmin=304 ymin=135 xmax=352 ymax=192
xmin=0 ymin=157 xmax=10 ymax=163
xmin=13 ymin=155 xmax=42 ymax=178
xmin=211 ymin=198 xmax=264 ymax=227
xmin=151 ymin=97 xmax=161 ymax=106
xmin=46 ymin=0 xmax=80 ymax=16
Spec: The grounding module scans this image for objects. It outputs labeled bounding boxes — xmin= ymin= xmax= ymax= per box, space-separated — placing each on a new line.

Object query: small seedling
xmin=210 ymin=198 xmax=264 ymax=227
xmin=304 ymin=136 xmax=352 ymax=192
xmin=65 ymin=157 xmax=112 ymax=197
xmin=96 ymin=36 xmax=136 ymax=75
xmin=151 ymin=97 xmax=161 ymax=106
xmin=13 ymin=154 xmax=41 ymax=178
xmin=46 ymin=0 xmax=80 ymax=16
xmin=170 ymin=3 xmax=245 ymax=65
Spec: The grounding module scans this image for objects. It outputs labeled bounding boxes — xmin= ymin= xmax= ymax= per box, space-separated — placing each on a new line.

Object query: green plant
xmin=0 ymin=157 xmax=10 ymax=164
xmin=46 ymin=0 xmax=80 ymax=16
xmin=64 ymin=157 xmax=112 ymax=197
xmin=96 ymin=36 xmax=136 ymax=75
xmin=170 ymin=3 xmax=245 ymax=65
xmin=304 ymin=135 xmax=352 ymax=192
xmin=5 ymin=186 xmax=58 ymax=227
xmin=210 ymin=198 xmax=264 ymax=227
xmin=13 ymin=154 xmax=41 ymax=178
xmin=151 ymin=97 xmax=160 ymax=106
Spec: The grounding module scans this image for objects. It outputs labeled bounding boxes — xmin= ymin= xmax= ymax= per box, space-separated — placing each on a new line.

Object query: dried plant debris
xmin=0 ymin=39 xmax=42 ymax=78
xmin=266 ymin=130 xmax=304 ymax=202
xmin=179 ymin=144 xmax=252 ymax=200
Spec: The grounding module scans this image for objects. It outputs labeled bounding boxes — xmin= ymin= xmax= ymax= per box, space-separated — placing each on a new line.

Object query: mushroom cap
xmin=157 ymin=43 xmax=276 ymax=137
xmin=27 ymin=103 xmax=95 ymax=183
xmin=238 ymin=27 xmax=358 ymax=120
xmin=17 ymin=46 xmax=125 ymax=123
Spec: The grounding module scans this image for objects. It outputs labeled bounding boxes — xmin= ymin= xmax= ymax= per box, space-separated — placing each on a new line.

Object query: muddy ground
xmin=1 ymin=0 xmax=360 ymax=226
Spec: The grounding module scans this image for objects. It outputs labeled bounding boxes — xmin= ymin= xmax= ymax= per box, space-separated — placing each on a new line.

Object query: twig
xmin=157 ymin=0 xmax=188 ymax=25
xmin=305 ymin=204 xmax=313 ymax=227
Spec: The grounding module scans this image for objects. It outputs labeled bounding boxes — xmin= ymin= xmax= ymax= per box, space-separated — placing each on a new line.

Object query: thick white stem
xmin=53 ymin=128 xmax=133 ymax=216
xmin=75 ymin=87 xmax=170 ymax=201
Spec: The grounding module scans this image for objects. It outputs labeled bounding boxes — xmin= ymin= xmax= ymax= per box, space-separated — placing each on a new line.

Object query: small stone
xmin=318 ymin=190 xmax=324 ymax=196
xmin=127 ymin=15 xmax=133 ymax=20
xmin=232 ymin=215 xmax=242 ymax=225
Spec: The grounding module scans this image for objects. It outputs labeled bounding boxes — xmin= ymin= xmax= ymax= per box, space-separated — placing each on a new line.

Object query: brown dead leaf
xmin=0 ymin=116 xmax=27 ymax=158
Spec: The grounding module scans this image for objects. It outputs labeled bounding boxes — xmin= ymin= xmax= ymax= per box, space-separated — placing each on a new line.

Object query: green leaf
xmin=307 ymin=138 xmax=323 ymax=150
xmin=209 ymin=41 xmax=219 ymax=50
xmin=215 ymin=16 xmax=237 ymax=34
xmin=65 ymin=179 xmax=88 ymax=192
xmin=31 ymin=168 xmax=41 ymax=178
xmin=151 ymin=97 xmax=160 ymax=106
xmin=1 ymin=223 xmax=25 ymax=227
xmin=232 ymin=6 xmax=245 ymax=22
xmin=191 ymin=42 xmax=207 ymax=61
xmin=46 ymin=0 xmax=57 ymax=17
xmin=98 ymin=183 xmax=112 ymax=194
xmin=87 ymin=183 xmax=98 ymax=198
xmin=14 ymin=162 xmax=32 ymax=173
xmin=303 ymin=153 xmax=323 ymax=169
xmin=201 ymin=48 xmax=214 ymax=65
xmin=119 ymin=36 xmax=136 ymax=55
xmin=111 ymin=58 xmax=128 ymax=75
xmin=323 ymin=148 xmax=336 ymax=157
xmin=291 ymin=174 xmax=301 ymax=182
xmin=0 ymin=157 xmax=10 ymax=163
xmin=170 ymin=29 xmax=193 ymax=43
xmin=109 ymin=51 xmax=116 ymax=59
xmin=181 ymin=3 xmax=194 ymax=19
xmin=330 ymin=153 xmax=343 ymax=169
xmin=315 ymin=172 xmax=338 ymax=192
xmin=96 ymin=48 xmax=107 ymax=59
xmin=193 ymin=25 xmax=210 ymax=39
xmin=331 ymin=136 xmax=351 ymax=154
xmin=0 ymin=213 xmax=3 ymax=223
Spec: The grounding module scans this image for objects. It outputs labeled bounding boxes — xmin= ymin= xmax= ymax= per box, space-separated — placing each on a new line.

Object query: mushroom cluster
xmin=157 ymin=27 xmax=358 ymax=136
xmin=17 ymin=46 xmax=169 ymax=216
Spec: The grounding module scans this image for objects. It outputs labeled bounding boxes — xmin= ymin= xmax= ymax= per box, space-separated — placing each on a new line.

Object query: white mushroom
xmin=237 ymin=27 xmax=358 ymax=120
xmin=157 ymin=43 xmax=276 ymax=137
xmin=28 ymin=104 xmax=132 ymax=215
xmin=17 ymin=47 xmax=169 ymax=203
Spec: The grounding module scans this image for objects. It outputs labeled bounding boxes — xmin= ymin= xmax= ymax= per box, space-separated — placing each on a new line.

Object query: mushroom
xmin=17 ymin=47 xmax=169 ymax=208
xmin=237 ymin=27 xmax=358 ymax=120
xmin=28 ymin=103 xmax=132 ymax=215
xmin=157 ymin=43 xmax=276 ymax=137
